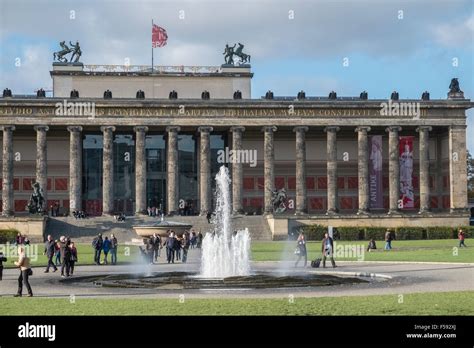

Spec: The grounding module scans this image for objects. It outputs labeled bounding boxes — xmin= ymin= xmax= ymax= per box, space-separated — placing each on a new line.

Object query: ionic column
xmin=134 ymin=126 xmax=148 ymax=215
xmin=231 ymin=126 xmax=245 ymax=214
xmin=199 ymin=126 xmax=213 ymax=215
xmin=449 ymin=125 xmax=468 ymax=213
xmin=1 ymin=126 xmax=15 ymax=217
xmin=294 ymin=126 xmax=308 ymax=214
xmin=355 ymin=126 xmax=371 ymax=214
xmin=386 ymin=126 xmax=402 ymax=214
xmin=101 ymin=126 xmax=115 ymax=215
xmin=34 ymin=125 xmax=49 ymax=212
xmin=417 ymin=126 xmax=432 ymax=213
xmin=67 ymin=126 xmax=83 ymax=213
xmin=325 ymin=126 xmax=340 ymax=214
xmin=263 ymin=126 xmax=277 ymax=214
xmin=166 ymin=126 xmax=180 ymax=215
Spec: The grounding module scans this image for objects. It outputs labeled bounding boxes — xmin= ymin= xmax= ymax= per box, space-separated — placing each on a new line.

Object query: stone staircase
xmin=46 ymin=215 xmax=272 ymax=242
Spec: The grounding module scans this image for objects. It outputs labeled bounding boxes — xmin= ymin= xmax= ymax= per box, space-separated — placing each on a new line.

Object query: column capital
xmin=230 ymin=126 xmax=246 ymax=133
xmin=100 ymin=126 xmax=116 ymax=133
xmin=0 ymin=125 xmax=15 ymax=131
xmin=166 ymin=126 xmax=181 ymax=133
xmin=133 ymin=126 xmax=149 ymax=133
xmin=34 ymin=125 xmax=49 ymax=132
xmin=355 ymin=126 xmax=371 ymax=133
xmin=261 ymin=125 xmax=277 ymax=133
xmin=198 ymin=126 xmax=213 ymax=133
xmin=324 ymin=126 xmax=340 ymax=133
xmin=293 ymin=126 xmax=309 ymax=133
xmin=385 ymin=126 xmax=402 ymax=133
xmin=416 ymin=126 xmax=432 ymax=133
xmin=67 ymin=126 xmax=83 ymax=133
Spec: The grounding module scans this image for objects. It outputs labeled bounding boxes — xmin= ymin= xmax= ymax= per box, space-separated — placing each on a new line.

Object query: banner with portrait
xmin=369 ymin=135 xmax=383 ymax=209
xmin=399 ymin=136 xmax=414 ymax=209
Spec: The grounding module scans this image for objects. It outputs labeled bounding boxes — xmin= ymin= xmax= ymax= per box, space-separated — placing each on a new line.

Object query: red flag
xmin=152 ymin=24 xmax=168 ymax=48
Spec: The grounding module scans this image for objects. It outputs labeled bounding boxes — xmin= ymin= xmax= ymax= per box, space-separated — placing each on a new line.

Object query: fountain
xmin=200 ymin=166 xmax=251 ymax=278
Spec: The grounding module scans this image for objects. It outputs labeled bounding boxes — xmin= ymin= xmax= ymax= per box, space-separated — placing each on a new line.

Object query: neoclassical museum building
xmin=0 ymin=59 xmax=472 ymax=239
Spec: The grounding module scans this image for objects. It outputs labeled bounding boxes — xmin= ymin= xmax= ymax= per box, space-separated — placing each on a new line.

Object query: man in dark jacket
xmin=166 ymin=233 xmax=176 ymax=264
xmin=0 ymin=252 xmax=7 ymax=280
xmin=58 ymin=236 xmax=68 ymax=277
xmin=43 ymin=234 xmax=57 ymax=273
xmin=321 ymin=232 xmax=336 ymax=268
xmin=92 ymin=234 xmax=103 ymax=265
xmin=150 ymin=233 xmax=161 ymax=263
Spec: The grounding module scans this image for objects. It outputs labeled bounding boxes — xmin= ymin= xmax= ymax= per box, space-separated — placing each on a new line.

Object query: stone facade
xmin=0 ymin=64 xmax=471 ymax=234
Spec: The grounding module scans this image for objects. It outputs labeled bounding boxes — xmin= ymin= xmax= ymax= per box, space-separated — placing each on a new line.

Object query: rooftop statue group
xmin=53 ymin=41 xmax=82 ymax=63
xmin=223 ymin=43 xmax=251 ymax=64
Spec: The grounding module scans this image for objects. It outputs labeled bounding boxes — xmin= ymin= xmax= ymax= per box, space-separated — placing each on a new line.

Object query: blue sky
xmin=0 ymin=0 xmax=473 ymax=149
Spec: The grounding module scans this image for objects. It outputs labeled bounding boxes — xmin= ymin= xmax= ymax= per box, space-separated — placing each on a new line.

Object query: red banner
xmin=399 ymin=136 xmax=414 ymax=209
xmin=152 ymin=24 xmax=168 ymax=48
xmin=369 ymin=135 xmax=383 ymax=209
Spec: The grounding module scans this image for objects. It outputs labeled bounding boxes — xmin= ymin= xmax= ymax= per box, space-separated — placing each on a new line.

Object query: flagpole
xmin=151 ymin=19 xmax=154 ymax=73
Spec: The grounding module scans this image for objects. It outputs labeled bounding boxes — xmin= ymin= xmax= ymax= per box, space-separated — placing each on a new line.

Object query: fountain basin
xmin=133 ymin=221 xmax=192 ymax=238
xmin=61 ymin=271 xmax=371 ymax=290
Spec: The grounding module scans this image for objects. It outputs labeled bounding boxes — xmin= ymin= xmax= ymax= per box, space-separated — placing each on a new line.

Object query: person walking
xmin=175 ymin=236 xmax=182 ymax=261
xmin=43 ymin=235 xmax=58 ymax=273
xmin=321 ymin=232 xmax=336 ymax=268
xmin=92 ymin=233 xmax=103 ymax=265
xmin=384 ymin=229 xmax=393 ymax=250
xmin=110 ymin=234 xmax=118 ymax=265
xmin=58 ymin=236 xmax=68 ymax=277
xmin=102 ymin=236 xmax=111 ymax=265
xmin=197 ymin=231 xmax=203 ymax=249
xmin=54 ymin=240 xmax=61 ymax=266
xmin=166 ymin=232 xmax=176 ymax=264
xmin=69 ymin=242 xmax=78 ymax=275
xmin=458 ymin=228 xmax=467 ymax=248
xmin=14 ymin=246 xmax=33 ymax=297
xmin=62 ymin=239 xmax=72 ymax=277
xmin=0 ymin=252 xmax=7 ymax=281
xmin=294 ymin=233 xmax=307 ymax=267
xmin=150 ymin=233 xmax=161 ymax=263
xmin=181 ymin=233 xmax=190 ymax=263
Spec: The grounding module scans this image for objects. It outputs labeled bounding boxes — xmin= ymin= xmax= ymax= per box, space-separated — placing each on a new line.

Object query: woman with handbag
xmin=14 ymin=246 xmax=33 ymax=297
xmin=294 ymin=233 xmax=307 ymax=268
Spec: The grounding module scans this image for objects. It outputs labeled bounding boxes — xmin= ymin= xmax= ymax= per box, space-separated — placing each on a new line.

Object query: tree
xmin=468 ymin=150 xmax=474 ymax=199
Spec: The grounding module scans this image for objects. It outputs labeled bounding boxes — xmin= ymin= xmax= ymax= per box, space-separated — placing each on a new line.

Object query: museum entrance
xmin=146 ymin=134 xmax=166 ymax=214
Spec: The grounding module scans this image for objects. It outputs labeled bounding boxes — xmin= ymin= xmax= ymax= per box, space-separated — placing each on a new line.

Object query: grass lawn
xmin=251 ymin=239 xmax=474 ymax=263
xmin=1 ymin=239 xmax=472 ymax=268
xmin=2 ymin=291 xmax=473 ymax=315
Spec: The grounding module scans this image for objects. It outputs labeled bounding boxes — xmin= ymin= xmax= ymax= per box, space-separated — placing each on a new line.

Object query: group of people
xmin=91 ymin=234 xmax=118 ymax=265
xmin=139 ymin=229 xmax=204 ymax=264
xmin=294 ymin=231 xmax=337 ymax=268
xmin=146 ymin=206 xmax=164 ymax=217
xmin=72 ymin=210 xmax=87 ymax=219
xmin=44 ymin=235 xmax=78 ymax=278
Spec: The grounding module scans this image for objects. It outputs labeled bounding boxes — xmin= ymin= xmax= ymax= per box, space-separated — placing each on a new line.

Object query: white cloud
xmin=432 ymin=14 xmax=474 ymax=47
